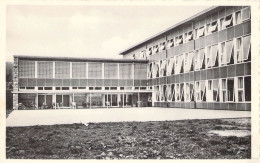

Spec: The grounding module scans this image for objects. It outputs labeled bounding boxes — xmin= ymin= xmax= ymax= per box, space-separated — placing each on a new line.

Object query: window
xmin=206 ymin=46 xmax=212 ymax=68
xmin=120 ymin=87 xmax=124 ymax=90
xmin=199 ymin=49 xmax=205 ymax=70
xmin=195 ymin=50 xmax=200 ymax=70
xmin=147 ymin=47 xmax=152 ymax=56
xmin=227 ymin=79 xmax=234 ymax=102
xmin=38 ymin=61 xmax=53 ymax=78
xmin=62 ymin=87 xmax=69 ymax=90
xmin=210 ymin=21 xmax=218 ymax=33
xmin=78 ymin=87 xmax=86 ymax=89
xmin=241 ymin=7 xmax=250 ymax=21
xmin=55 ymin=87 xmax=61 ymax=90
xmin=153 ymin=62 xmax=160 ymax=78
xmin=160 ymin=85 xmax=166 ymax=102
xmin=244 ymin=76 xmax=251 ymax=101
xmin=226 ymin=40 xmax=234 ymax=65
xmin=219 ymin=18 xmax=225 ymax=30
xmin=213 ymin=79 xmax=219 ymax=102
xmin=197 ymin=26 xmax=205 ymax=38
xmin=72 ymin=87 xmax=77 ymax=89
xmin=148 ymin=63 xmax=153 ymax=79
xmin=178 ymin=35 xmax=183 ymax=45
xmin=140 ymin=51 xmax=145 ymax=59
xmin=190 ymin=82 xmax=194 ymax=101
xmin=89 ymin=87 xmax=94 ymax=90
xmin=105 ymin=87 xmax=109 ymax=90
xmin=175 ymin=84 xmax=180 ymax=101
xmin=188 ymin=52 xmax=194 ymax=72
xmin=159 ymin=60 xmax=167 ymax=77
xmin=237 ymin=77 xmax=244 ymax=102
xmin=185 ymin=83 xmax=190 ymax=102
xmin=185 ymin=31 xmax=193 ymax=42
xmin=19 ymin=60 xmax=35 ymax=78
xmin=135 ymin=87 xmax=139 ymax=90
xmin=55 ymin=62 xmax=70 ymax=79
xmin=219 ymin=42 xmax=226 ymax=66
xmin=152 ymin=45 xmax=159 ymax=54
xmin=159 ymin=42 xmax=166 ymax=51
xmin=180 ymin=83 xmax=184 ymax=101
xmin=184 ymin=53 xmax=189 ymax=72
xmin=44 ymin=87 xmax=52 ymax=90
xmin=20 ymin=87 xmax=25 ymax=90
xmin=38 ymin=87 xmax=43 ymax=90
xmin=235 ymin=11 xmax=242 ymax=24
xmin=88 ymin=62 xmax=102 ymax=79
xmin=134 ymin=63 xmax=147 ymax=79
xmin=175 ymin=54 xmax=184 ymax=74
xmin=166 ymin=39 xmax=174 ymax=49
xmin=104 ymin=63 xmax=118 ymax=79
xmin=212 ymin=45 xmax=219 ymax=67
xmin=72 ymin=62 xmax=86 ymax=78
xmin=221 ymin=79 xmax=227 ymax=102
xmin=207 ymin=80 xmax=213 ymax=102
xmin=119 ymin=63 xmax=132 ymax=79
xmin=208 ymin=80 xmax=212 ymax=91
xmin=236 ymin=37 xmax=243 ymax=63
xmin=166 ymin=85 xmax=172 ymax=102
xmin=140 ymin=87 xmax=146 ymax=90
xmin=95 ymin=87 xmax=102 ymax=90
xmin=26 ymin=87 xmax=35 ymax=90
xmin=195 ymin=81 xmax=200 ymax=101
xmin=166 ymin=58 xmax=174 ymax=76
xmin=242 ymin=35 xmax=251 ymax=61
xmin=154 ymin=86 xmax=160 ymax=102
xmin=224 ymin=15 xmax=233 ymax=28
xmin=200 ymin=81 xmax=206 ymax=101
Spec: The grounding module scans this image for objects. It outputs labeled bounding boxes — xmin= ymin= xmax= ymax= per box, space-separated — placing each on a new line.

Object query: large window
xmin=226 ymin=40 xmax=234 ymax=65
xmin=38 ymin=61 xmax=53 ymax=78
xmin=237 ymin=77 xmax=244 ymax=102
xmin=221 ymin=79 xmax=227 ymax=102
xmin=55 ymin=62 xmax=70 ymax=78
xmin=159 ymin=60 xmax=167 ymax=77
xmin=227 ymin=79 xmax=234 ymax=102
xmin=88 ymin=62 xmax=102 ymax=79
xmin=19 ymin=60 xmax=35 ymax=78
xmin=134 ymin=63 xmax=147 ymax=79
xmin=166 ymin=57 xmax=174 ymax=76
xmin=148 ymin=63 xmax=153 ymax=79
xmin=244 ymin=76 xmax=251 ymax=101
xmin=185 ymin=83 xmax=190 ymax=102
xmin=195 ymin=81 xmax=200 ymax=101
xmin=72 ymin=62 xmax=86 ymax=78
xmin=237 ymin=35 xmax=251 ymax=62
xmin=175 ymin=83 xmax=180 ymax=101
xmin=119 ymin=63 xmax=132 ymax=79
xmin=166 ymin=39 xmax=174 ymax=49
xmin=219 ymin=42 xmax=226 ymax=66
xmin=200 ymin=81 xmax=206 ymax=102
xmin=213 ymin=79 xmax=219 ymax=102
xmin=241 ymin=7 xmax=250 ymax=21
xmin=104 ymin=63 xmax=118 ymax=79
xmin=154 ymin=86 xmax=160 ymax=102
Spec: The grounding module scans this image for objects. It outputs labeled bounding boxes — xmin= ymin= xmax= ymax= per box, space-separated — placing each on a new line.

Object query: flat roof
xmin=119 ymin=6 xmax=220 ymax=55
xmin=14 ymin=55 xmax=148 ymax=63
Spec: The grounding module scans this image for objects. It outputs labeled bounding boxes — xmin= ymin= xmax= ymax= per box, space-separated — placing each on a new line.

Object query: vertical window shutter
xmin=243 ymin=35 xmax=251 ymax=61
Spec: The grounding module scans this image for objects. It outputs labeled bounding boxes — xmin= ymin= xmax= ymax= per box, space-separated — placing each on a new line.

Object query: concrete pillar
xmin=13 ymin=57 xmax=19 ymax=110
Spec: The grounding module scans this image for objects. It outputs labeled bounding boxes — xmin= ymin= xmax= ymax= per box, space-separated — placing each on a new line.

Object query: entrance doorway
xmin=38 ymin=94 xmax=52 ymax=109
xmin=56 ymin=95 xmax=70 ymax=107
xmin=105 ymin=94 xmax=118 ymax=107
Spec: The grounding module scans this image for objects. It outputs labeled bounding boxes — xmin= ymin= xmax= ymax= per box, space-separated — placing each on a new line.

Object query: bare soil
xmin=6 ymin=118 xmax=251 ymax=159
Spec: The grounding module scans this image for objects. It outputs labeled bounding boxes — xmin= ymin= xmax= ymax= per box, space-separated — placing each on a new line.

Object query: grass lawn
xmin=6 ymin=118 xmax=250 ymax=159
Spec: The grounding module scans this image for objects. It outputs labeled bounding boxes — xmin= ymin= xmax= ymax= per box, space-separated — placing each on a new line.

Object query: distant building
xmin=13 ymin=6 xmax=251 ymax=110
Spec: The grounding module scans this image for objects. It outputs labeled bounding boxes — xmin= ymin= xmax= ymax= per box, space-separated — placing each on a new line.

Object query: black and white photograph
xmin=1 ymin=0 xmax=259 ymax=161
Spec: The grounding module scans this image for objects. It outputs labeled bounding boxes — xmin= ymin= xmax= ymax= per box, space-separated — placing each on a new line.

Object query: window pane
xmin=55 ymin=62 xmax=70 ymax=78
xmin=227 ymin=79 xmax=234 ymax=101
xmin=238 ymin=77 xmax=243 ymax=88
xmin=243 ymin=35 xmax=251 ymax=61
xmin=119 ymin=63 xmax=132 ymax=79
xmin=88 ymin=62 xmax=102 ymax=79
xmin=104 ymin=63 xmax=118 ymax=79
xmin=134 ymin=63 xmax=147 ymax=79
xmin=242 ymin=7 xmax=250 ymax=21
xmin=244 ymin=76 xmax=251 ymax=101
xmin=213 ymin=79 xmax=219 ymax=101
xmin=72 ymin=62 xmax=86 ymax=78
xmin=238 ymin=90 xmax=243 ymax=102
xmin=19 ymin=60 xmax=35 ymax=78
xmin=38 ymin=61 xmax=53 ymax=78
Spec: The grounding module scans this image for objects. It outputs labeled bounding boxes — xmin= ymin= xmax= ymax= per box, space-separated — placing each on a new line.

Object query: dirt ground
xmin=6 ymin=118 xmax=251 ymax=159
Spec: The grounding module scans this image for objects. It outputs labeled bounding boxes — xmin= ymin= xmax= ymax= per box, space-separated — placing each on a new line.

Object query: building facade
xmin=120 ymin=6 xmax=251 ymax=111
xmin=12 ymin=56 xmax=151 ymax=109
xmin=13 ymin=6 xmax=251 ymax=111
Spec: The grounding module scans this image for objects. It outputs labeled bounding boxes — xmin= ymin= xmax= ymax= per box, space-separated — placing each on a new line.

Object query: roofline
xmin=119 ymin=6 xmax=219 ymax=55
xmin=13 ymin=55 xmax=148 ymax=63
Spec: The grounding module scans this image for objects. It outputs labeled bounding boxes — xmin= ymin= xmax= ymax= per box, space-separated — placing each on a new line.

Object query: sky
xmin=6 ymin=5 xmax=210 ymax=62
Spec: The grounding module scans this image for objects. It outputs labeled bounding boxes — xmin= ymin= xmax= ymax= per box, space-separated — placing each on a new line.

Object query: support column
xmin=13 ymin=57 xmax=19 ymax=110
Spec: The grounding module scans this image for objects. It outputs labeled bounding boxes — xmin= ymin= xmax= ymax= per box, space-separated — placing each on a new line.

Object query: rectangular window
xmin=72 ymin=87 xmax=77 ymax=89
xmin=159 ymin=42 xmax=166 ymax=51
xmin=55 ymin=87 xmax=61 ymax=90
xmin=105 ymin=87 xmax=109 ymax=90
xmin=185 ymin=83 xmax=190 ymax=102
xmin=19 ymin=60 xmax=35 ymax=78
xmin=89 ymin=87 xmax=94 ymax=90
xmin=38 ymin=61 xmax=53 ymax=78
xmin=199 ymin=49 xmax=205 ymax=70
xmin=119 ymin=63 xmax=132 ymax=79
xmin=235 ymin=11 xmax=242 ymax=24
xmin=226 ymin=40 xmax=234 ymax=65
xmin=148 ymin=63 xmax=153 ymax=79
xmin=200 ymin=81 xmax=206 ymax=101
xmin=166 ymin=84 xmax=172 ymax=102
xmin=237 ymin=77 xmax=244 ymax=102
xmin=213 ymin=79 xmax=219 ymax=102
xmin=104 ymin=63 xmax=118 ymax=79
xmin=206 ymin=46 xmax=212 ymax=68
xmin=38 ymin=87 xmax=43 ymax=90
xmin=222 ymin=79 xmax=227 ymax=102
xmin=227 ymin=79 xmax=234 ymax=102
xmin=184 ymin=53 xmax=189 ymax=72
xmin=166 ymin=57 xmax=174 ymax=76
xmin=195 ymin=50 xmax=200 ymax=70
xmin=88 ymin=62 xmax=102 ymax=79
xmin=134 ymin=63 xmax=147 ymax=79
xmin=244 ymin=76 xmax=251 ymax=101
xmin=243 ymin=35 xmax=251 ymax=61
xmin=224 ymin=15 xmax=233 ymax=28
xmin=212 ymin=45 xmax=219 ymax=67
xmin=208 ymin=80 xmax=212 ymax=91
xmin=120 ymin=87 xmax=124 ymax=90
xmin=26 ymin=87 xmax=35 ymax=90
xmin=175 ymin=83 xmax=180 ymax=101
xmin=110 ymin=87 xmax=117 ymax=90
xmin=166 ymin=39 xmax=174 ymax=49
xmin=195 ymin=81 xmax=200 ymax=101
xmin=241 ymin=7 xmax=250 ymax=21
xmin=78 ymin=87 xmax=86 ymax=89
xmin=236 ymin=37 xmax=243 ymax=63
xmin=159 ymin=60 xmax=167 ymax=77
xmin=95 ymin=87 xmax=102 ymax=90
xmin=190 ymin=82 xmax=194 ymax=101
xmin=72 ymin=62 xmax=86 ymax=78
xmin=154 ymin=86 xmax=160 ymax=102
xmin=147 ymin=47 xmax=152 ymax=56
xmin=180 ymin=83 xmax=184 ymax=101
xmin=62 ymin=87 xmax=69 ymax=90
xmin=152 ymin=45 xmax=159 ymax=54
xmin=197 ymin=26 xmax=205 ymax=38
xmin=220 ymin=42 xmax=226 ymax=66
xmin=55 ymin=62 xmax=70 ymax=79
xmin=210 ymin=21 xmax=218 ymax=33
xmin=219 ymin=18 xmax=225 ymax=30
xmin=44 ymin=87 xmax=52 ymax=90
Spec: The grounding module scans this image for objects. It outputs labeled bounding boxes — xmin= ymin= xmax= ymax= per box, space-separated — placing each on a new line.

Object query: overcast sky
xmin=6 ymin=5 xmax=210 ymax=62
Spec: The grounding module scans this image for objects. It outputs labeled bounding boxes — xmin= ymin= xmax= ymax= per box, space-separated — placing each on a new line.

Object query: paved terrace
xmin=6 ymin=107 xmax=250 ymax=127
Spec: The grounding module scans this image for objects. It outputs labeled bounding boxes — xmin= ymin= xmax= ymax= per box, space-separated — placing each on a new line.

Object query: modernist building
xmin=13 ymin=6 xmax=251 ymax=110
xmin=120 ymin=6 xmax=251 ymax=111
